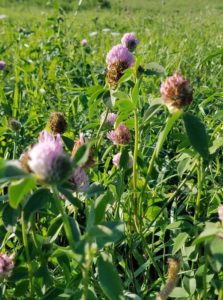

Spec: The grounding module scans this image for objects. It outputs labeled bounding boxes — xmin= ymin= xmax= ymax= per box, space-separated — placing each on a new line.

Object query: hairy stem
xmin=21 ymin=211 xmax=34 ymax=297
xmin=52 ymin=186 xmax=76 ymax=251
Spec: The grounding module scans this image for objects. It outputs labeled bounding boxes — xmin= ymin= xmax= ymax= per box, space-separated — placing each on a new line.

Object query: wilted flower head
xmin=112 ymin=152 xmax=133 ymax=168
xmin=69 ymin=167 xmax=89 ymax=192
xmin=81 ymin=39 xmax=88 ymax=46
xmin=121 ymin=32 xmax=139 ymax=51
xmin=218 ymin=205 xmax=223 ymax=222
xmin=8 ymin=118 xmax=21 ymax=131
xmin=48 ymin=112 xmax=67 ymax=135
xmin=71 ymin=133 xmax=95 ymax=169
xmin=19 ymin=146 xmax=32 ymax=173
xmin=0 ymin=253 xmax=15 ymax=278
xmin=0 ymin=60 xmax=6 ymax=71
xmin=100 ymin=112 xmax=117 ymax=126
xmin=160 ymin=72 xmax=193 ymax=113
xmin=106 ymin=44 xmax=135 ymax=89
xmin=28 ymin=130 xmax=72 ymax=183
xmin=107 ymin=123 xmax=131 ymax=145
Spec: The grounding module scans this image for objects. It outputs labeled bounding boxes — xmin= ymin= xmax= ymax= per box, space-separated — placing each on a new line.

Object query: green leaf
xmin=57 ymin=187 xmax=82 ymax=208
xmin=97 ymin=255 xmax=124 ymax=300
xmin=102 ymin=90 xmax=113 ymax=109
xmin=146 ymin=206 xmax=161 ymax=221
xmin=145 ymin=62 xmax=166 ymax=76
xmin=209 ymin=137 xmax=223 ymax=154
xmin=62 ymin=136 xmax=74 ymax=151
xmin=14 ymin=280 xmax=29 ymax=297
xmin=0 ymin=160 xmax=28 ymax=183
xmin=183 ymin=271 xmax=196 ymax=295
xmin=72 ymin=144 xmax=89 ymax=166
xmin=2 ymin=204 xmax=19 ymax=232
xmin=118 ymin=68 xmax=133 ymax=85
xmin=115 ymin=99 xmax=135 ymax=112
xmin=68 ymin=217 xmax=81 ymax=242
xmin=170 ymin=287 xmax=189 ymax=298
xmin=119 ymin=148 xmax=130 ymax=169
xmin=94 ymin=192 xmax=112 ymax=224
xmin=142 ymin=104 xmax=163 ymax=125
xmin=87 ymin=183 xmax=104 ymax=197
xmin=24 ymin=188 xmax=52 ymax=220
xmin=156 ymin=111 xmax=182 ymax=156
xmin=9 ymin=177 xmax=36 ymax=209
xmin=183 ymin=112 xmax=209 ymax=160
xmin=172 ymin=232 xmax=189 ymax=255
xmin=131 ymin=81 xmax=139 ymax=106
xmin=90 ymin=221 xmax=124 ymax=248
xmin=193 ymin=222 xmax=220 ymax=245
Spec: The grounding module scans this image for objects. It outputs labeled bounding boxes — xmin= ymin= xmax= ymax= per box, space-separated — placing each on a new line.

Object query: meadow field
xmin=0 ymin=0 xmax=223 ymax=299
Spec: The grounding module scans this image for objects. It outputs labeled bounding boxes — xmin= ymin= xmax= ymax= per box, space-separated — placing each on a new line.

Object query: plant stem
xmin=133 ymin=109 xmax=140 ymax=229
xmin=52 ymin=186 xmax=76 ymax=251
xmin=13 ymin=132 xmax=17 ymax=160
xmin=139 ymin=112 xmax=182 ymax=221
xmin=141 ymin=112 xmax=182 ymax=196
xmin=133 ymin=109 xmax=139 ymax=192
xmin=96 ymin=107 xmax=109 ymax=146
xmin=194 ymin=159 xmax=203 ymax=222
xmin=203 ymin=247 xmax=207 ymax=300
xmin=21 ymin=211 xmax=34 ymax=297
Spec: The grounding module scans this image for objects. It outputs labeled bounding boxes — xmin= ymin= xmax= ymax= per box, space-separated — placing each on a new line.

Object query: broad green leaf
xmin=68 ymin=217 xmax=81 ymax=242
xmin=183 ymin=271 xmax=196 ymax=295
xmin=156 ymin=111 xmax=182 ymax=156
xmin=0 ymin=160 xmax=28 ymax=183
xmin=142 ymin=104 xmax=163 ymax=124
xmin=14 ymin=280 xmax=29 ymax=297
xmin=115 ymin=99 xmax=135 ymax=112
xmin=9 ymin=177 xmax=36 ymax=209
xmin=72 ymin=144 xmax=89 ymax=166
xmin=24 ymin=188 xmax=52 ymax=220
xmin=90 ymin=221 xmax=124 ymax=248
xmin=118 ymin=68 xmax=133 ymax=85
xmin=120 ymin=148 xmax=130 ymax=169
xmin=57 ymin=187 xmax=82 ymax=208
xmin=145 ymin=62 xmax=166 ymax=76
xmin=62 ymin=136 xmax=74 ymax=152
xmin=172 ymin=232 xmax=189 ymax=254
xmin=209 ymin=137 xmax=223 ymax=154
xmin=94 ymin=192 xmax=112 ymax=224
xmin=146 ymin=206 xmax=161 ymax=221
xmin=102 ymin=90 xmax=113 ymax=109
xmin=2 ymin=204 xmax=19 ymax=232
xmin=170 ymin=287 xmax=189 ymax=298
xmin=183 ymin=112 xmax=209 ymax=160
xmin=193 ymin=222 xmax=220 ymax=245
xmin=97 ymin=255 xmax=124 ymax=300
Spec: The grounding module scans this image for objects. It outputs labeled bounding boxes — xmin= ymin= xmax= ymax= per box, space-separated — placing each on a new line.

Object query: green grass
xmin=0 ymin=0 xmax=223 ymax=299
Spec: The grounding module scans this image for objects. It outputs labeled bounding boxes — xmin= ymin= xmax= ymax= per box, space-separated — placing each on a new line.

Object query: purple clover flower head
xmin=101 ymin=112 xmax=117 ymax=126
xmin=121 ymin=32 xmax=139 ymax=51
xmin=70 ymin=167 xmax=89 ymax=192
xmin=112 ymin=152 xmax=133 ymax=168
xmin=28 ymin=130 xmax=72 ymax=183
xmin=218 ymin=205 xmax=223 ymax=221
xmin=81 ymin=39 xmax=88 ymax=46
xmin=107 ymin=123 xmax=131 ymax=145
xmin=0 ymin=253 xmax=14 ymax=278
xmin=38 ymin=129 xmax=58 ymax=143
xmin=160 ymin=72 xmax=193 ymax=113
xmin=106 ymin=44 xmax=134 ymax=69
xmin=0 ymin=60 xmax=6 ymax=71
